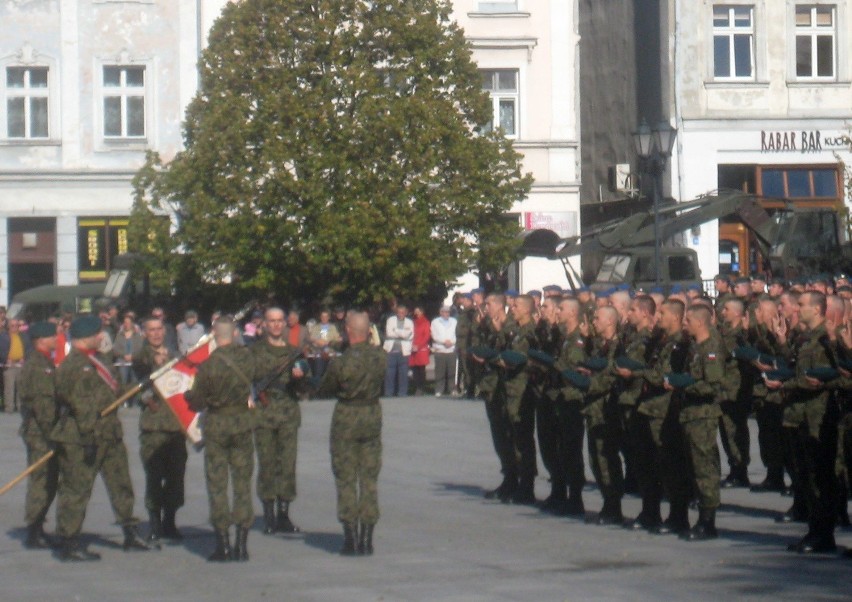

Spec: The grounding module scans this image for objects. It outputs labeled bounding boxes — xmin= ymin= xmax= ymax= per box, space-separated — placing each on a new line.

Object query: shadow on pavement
xmin=433 ymin=481 xmax=487 ymax=499
xmin=719 ymin=501 xmax=786 ymax=521
xmin=302 ymin=530 xmax=342 ymax=554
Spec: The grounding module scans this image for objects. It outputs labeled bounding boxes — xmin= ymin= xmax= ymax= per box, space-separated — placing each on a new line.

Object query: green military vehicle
xmin=519 ymin=190 xmax=851 ymax=293
xmin=8 ymin=253 xmax=153 ymax=321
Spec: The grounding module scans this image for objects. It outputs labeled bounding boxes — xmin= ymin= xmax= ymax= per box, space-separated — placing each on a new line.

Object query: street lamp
xmin=632 ymin=119 xmax=677 ymax=285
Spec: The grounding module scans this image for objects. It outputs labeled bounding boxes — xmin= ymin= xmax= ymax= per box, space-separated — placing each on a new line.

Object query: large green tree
xmin=131 ymin=0 xmax=531 ymax=306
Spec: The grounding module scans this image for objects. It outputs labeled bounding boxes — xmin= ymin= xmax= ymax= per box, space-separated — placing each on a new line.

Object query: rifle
xmin=254 ymin=351 xmax=306 ymax=407
xmin=0 ymin=301 xmax=256 ymax=497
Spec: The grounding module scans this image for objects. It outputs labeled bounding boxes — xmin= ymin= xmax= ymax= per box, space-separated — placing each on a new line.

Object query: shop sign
xmin=761 ymin=130 xmax=852 ymax=153
xmin=524 ymin=212 xmax=577 ymax=239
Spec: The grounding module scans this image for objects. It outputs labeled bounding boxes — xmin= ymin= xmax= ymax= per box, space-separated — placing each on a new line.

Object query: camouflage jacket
xmin=679 ymin=334 xmax=725 ymax=422
xmin=638 ymin=330 xmax=690 ymax=418
xmin=132 ymin=343 xmax=182 ymax=433
xmin=455 ymin=308 xmax=474 ymax=351
xmin=251 ymin=338 xmax=305 ymax=406
xmin=52 ymin=348 xmax=124 ymax=445
xmin=553 ymin=326 xmax=588 ymax=403
xmin=18 ymin=350 xmax=57 ymax=443
xmin=718 ymin=322 xmax=749 ymax=401
xmin=616 ymin=327 xmax=652 ymax=407
xmin=185 ymin=344 xmax=256 ymax=435
xmin=316 ymin=342 xmax=386 ymax=405
xmin=781 ymin=322 xmax=835 ymax=403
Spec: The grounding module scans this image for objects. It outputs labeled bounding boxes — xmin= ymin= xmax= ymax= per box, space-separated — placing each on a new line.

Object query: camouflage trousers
xmin=719 ymin=398 xmax=751 ymax=473
xmin=204 ymin=431 xmax=254 ymax=530
xmin=330 ymin=403 xmax=382 ymax=525
xmin=23 ymin=435 xmax=58 ymax=526
xmin=681 ymin=417 xmax=721 ymax=509
xmin=584 ymin=399 xmax=624 ymax=502
xmin=56 ymin=440 xmax=137 ymax=538
xmin=254 ymin=403 xmax=300 ymax=502
xmin=139 ymin=431 xmax=187 ymax=513
xmin=636 ymin=412 xmax=692 ymax=508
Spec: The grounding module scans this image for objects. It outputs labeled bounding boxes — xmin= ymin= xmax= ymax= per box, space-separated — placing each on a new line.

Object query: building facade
xmin=451 ymin=0 xmax=581 ymax=292
xmin=0 ymin=0 xmax=228 ymax=307
xmin=670 ymin=0 xmax=852 ymax=279
xmin=0 ymin=0 xmax=577 ymax=307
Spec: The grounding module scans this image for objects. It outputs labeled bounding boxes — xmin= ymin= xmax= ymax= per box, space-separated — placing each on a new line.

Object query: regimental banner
xmin=153 ymin=339 xmax=217 ymax=444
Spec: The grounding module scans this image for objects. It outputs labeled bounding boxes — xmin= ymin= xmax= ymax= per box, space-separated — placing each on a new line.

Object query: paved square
xmin=0 ymin=397 xmax=849 ymax=601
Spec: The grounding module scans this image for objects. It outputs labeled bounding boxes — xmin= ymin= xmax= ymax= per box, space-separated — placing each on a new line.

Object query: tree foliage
xmin=131 ymin=0 xmax=531 ymax=306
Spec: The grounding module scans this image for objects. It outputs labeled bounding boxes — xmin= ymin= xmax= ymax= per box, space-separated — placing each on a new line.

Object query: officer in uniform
xmin=766 ymin=291 xmax=840 ymax=554
xmin=666 ymin=305 xmax=725 ymax=541
xmin=18 ymin=321 xmax=60 ymax=549
xmin=454 ymin=294 xmax=474 ymax=398
xmin=52 ymin=314 xmax=150 ymax=561
xmin=132 ymin=316 xmax=187 ymax=546
xmin=186 ymin=316 xmax=256 ymax=562
xmin=316 ymin=311 xmax=386 ymax=556
xmin=251 ymin=307 xmax=308 ymax=535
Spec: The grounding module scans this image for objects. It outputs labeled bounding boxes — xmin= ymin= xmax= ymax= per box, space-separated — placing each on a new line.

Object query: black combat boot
xmin=276 ymin=498 xmax=300 ymax=533
xmin=652 ymin=499 xmax=690 ymax=535
xmin=122 ymin=525 xmax=153 ymax=551
xmin=750 ymin=467 xmax=785 ymax=493
xmin=775 ymin=500 xmax=808 ymax=524
xmin=591 ymin=497 xmax=623 ymax=526
xmin=512 ymin=478 xmax=537 ymax=506
xmin=538 ymin=482 xmax=568 ymax=514
xmin=161 ymin=508 xmax=182 ymax=540
xmin=57 ymin=536 xmax=101 ymax=562
xmin=681 ymin=508 xmax=718 ymax=541
xmin=262 ymin=500 xmax=276 ymax=535
xmin=837 ymin=482 xmax=850 ymax=528
xmin=484 ymin=475 xmax=516 ymax=501
xmin=146 ymin=511 xmax=162 ymax=548
xmin=358 ymin=523 xmax=374 ymax=555
xmin=24 ymin=521 xmax=52 ymax=549
xmin=232 ymin=526 xmax=249 ymax=561
xmin=208 ymin=529 xmax=231 ymax=562
xmin=340 ymin=522 xmax=358 ymax=556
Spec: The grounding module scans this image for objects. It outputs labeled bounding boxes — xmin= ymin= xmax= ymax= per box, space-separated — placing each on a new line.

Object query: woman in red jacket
xmin=409 ymin=306 xmax=431 ymax=396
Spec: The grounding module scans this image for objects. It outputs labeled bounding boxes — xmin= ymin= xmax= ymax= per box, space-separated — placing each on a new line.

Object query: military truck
xmin=519 ymin=190 xmax=851 ymax=292
xmin=8 ymin=253 xmax=154 ymax=321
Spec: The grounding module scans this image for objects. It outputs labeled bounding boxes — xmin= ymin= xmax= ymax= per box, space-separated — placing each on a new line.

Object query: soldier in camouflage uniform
xmin=748 ymin=297 xmax=787 ymax=492
xmin=667 ymin=305 xmax=725 ymax=541
xmin=552 ymin=297 xmax=589 ymax=515
xmin=132 ymin=317 xmax=187 ymax=546
xmin=18 ymin=321 xmax=60 ymax=549
xmin=766 ymin=291 xmax=840 ymax=554
xmin=499 ymin=295 xmax=539 ymax=504
xmin=635 ymin=300 xmax=693 ymax=535
xmin=316 ymin=311 xmax=386 ymax=556
xmin=472 ymin=293 xmax=515 ymax=502
xmin=251 ymin=307 xmax=308 ymax=535
xmin=582 ymin=306 xmax=624 ymax=525
xmin=531 ymin=297 xmax=564 ymax=512
xmin=52 ymin=315 xmax=150 ymax=561
xmin=613 ymin=296 xmax=658 ymax=529
xmin=454 ymin=294 xmax=474 ymax=398
xmin=717 ymin=298 xmax=752 ymax=488
xmin=185 ymin=317 xmax=256 ymax=562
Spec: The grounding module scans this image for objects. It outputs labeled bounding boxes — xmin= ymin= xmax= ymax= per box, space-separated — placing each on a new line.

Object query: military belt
xmin=339 ymin=398 xmax=379 ymax=407
xmin=208 ymin=405 xmax=250 ymax=416
xmin=681 ymin=395 xmax=716 ymax=407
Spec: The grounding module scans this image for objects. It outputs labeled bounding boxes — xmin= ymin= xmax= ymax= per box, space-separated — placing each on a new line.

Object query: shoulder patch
xmin=707 ymin=353 xmax=717 ymax=361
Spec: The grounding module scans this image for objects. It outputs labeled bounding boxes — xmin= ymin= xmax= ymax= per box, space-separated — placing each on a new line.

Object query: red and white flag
xmin=153 ymin=339 xmax=217 ymax=444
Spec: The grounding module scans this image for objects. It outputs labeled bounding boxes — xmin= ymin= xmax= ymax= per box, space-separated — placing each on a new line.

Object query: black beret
xmin=69 ymin=314 xmax=102 ymax=339
xmin=28 ymin=321 xmax=57 ymax=340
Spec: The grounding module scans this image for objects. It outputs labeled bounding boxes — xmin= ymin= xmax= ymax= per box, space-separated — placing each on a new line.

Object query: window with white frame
xmin=102 ymin=65 xmax=146 ymax=138
xmin=712 ymin=5 xmax=755 ymax=79
xmin=480 ymin=69 xmax=518 ymax=138
xmin=795 ymin=5 xmax=836 ymax=79
xmin=478 ymin=1 xmax=519 ymax=13
xmin=6 ymin=66 xmax=49 ymax=138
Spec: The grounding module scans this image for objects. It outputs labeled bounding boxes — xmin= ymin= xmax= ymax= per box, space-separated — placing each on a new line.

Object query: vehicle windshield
xmin=597 ymin=254 xmax=631 ymax=283
xmin=7 ymin=302 xmax=23 ymax=319
xmin=103 ymin=269 xmax=130 ymax=298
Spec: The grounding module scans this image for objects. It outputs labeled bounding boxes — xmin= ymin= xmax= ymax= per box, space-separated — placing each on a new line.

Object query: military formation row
xmin=454 ymin=275 xmax=851 ymax=558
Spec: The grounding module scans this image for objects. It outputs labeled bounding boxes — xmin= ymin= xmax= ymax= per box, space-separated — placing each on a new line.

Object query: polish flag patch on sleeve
xmin=707 ymin=352 xmax=718 ymax=361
